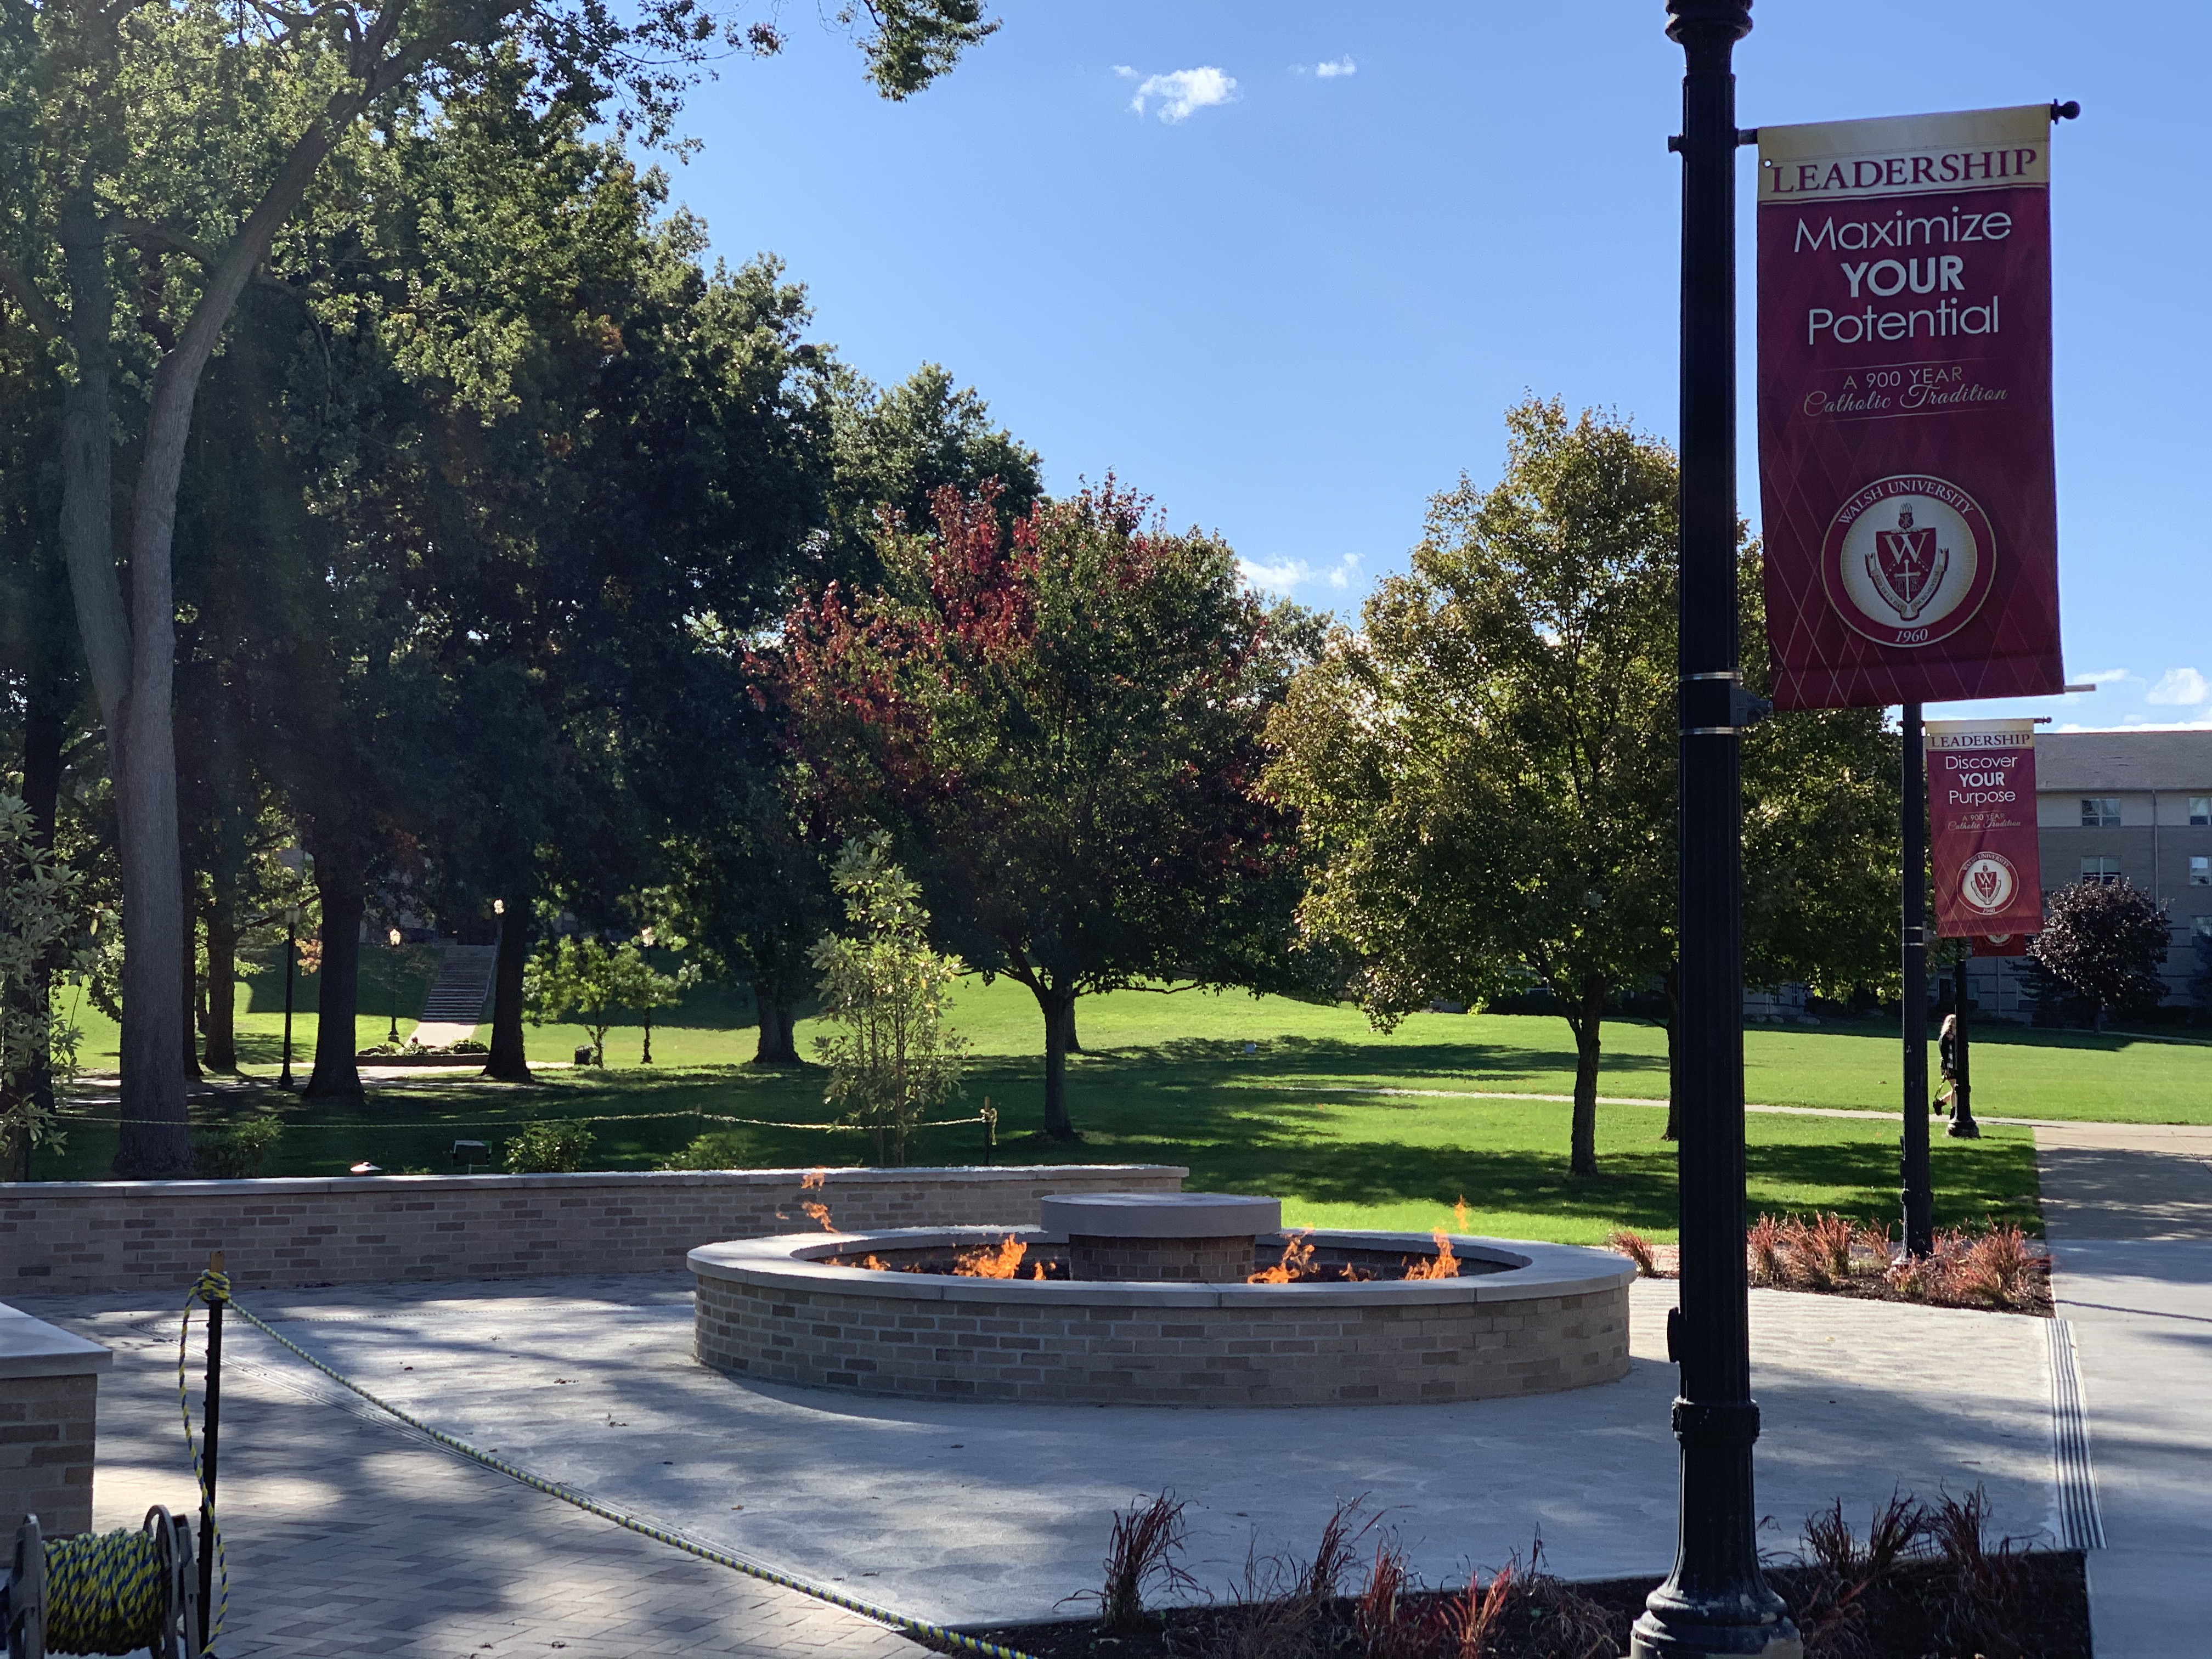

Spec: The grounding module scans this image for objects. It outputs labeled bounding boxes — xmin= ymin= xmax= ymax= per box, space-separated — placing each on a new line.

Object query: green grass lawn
xmin=40 ymin=972 xmax=2121 ymax=1245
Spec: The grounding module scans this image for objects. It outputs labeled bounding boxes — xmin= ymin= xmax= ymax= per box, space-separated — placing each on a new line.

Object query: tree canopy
xmin=770 ymin=479 xmax=1317 ymax=1139
xmin=1267 ymin=400 xmax=1677 ymax=1177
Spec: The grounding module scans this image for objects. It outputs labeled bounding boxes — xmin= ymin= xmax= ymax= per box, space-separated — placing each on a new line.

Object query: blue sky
xmin=668 ymin=2 xmax=2209 ymax=732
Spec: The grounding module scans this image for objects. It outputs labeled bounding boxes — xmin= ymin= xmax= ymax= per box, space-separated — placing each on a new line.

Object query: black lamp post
xmin=1634 ymin=4 xmax=1799 ymax=1656
xmin=386 ymin=926 xmax=403 ymax=1045
xmin=1900 ymin=704 xmax=1935 ymax=1253
xmin=279 ymin=904 xmax=300 ymax=1090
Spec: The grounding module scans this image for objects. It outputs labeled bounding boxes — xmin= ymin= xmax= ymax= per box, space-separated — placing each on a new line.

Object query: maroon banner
xmin=1757 ymin=107 xmax=2065 ymax=710
xmin=1926 ymin=718 xmax=2043 ymax=937
xmin=1972 ymin=932 xmax=2031 ymax=957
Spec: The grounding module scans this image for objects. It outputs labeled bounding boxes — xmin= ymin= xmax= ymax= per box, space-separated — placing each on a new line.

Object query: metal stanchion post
xmin=199 ymin=1250 xmax=224 ymax=1649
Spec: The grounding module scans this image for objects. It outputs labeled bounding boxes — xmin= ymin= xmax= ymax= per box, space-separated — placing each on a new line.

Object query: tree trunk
xmin=1039 ymin=988 xmax=1079 ymax=1141
xmin=19 ymin=684 xmax=64 ymax=1126
xmin=1660 ymin=963 xmax=1680 ymax=1142
xmin=180 ymin=898 xmax=203 ymax=1081
xmin=1566 ymin=978 xmax=1606 ymax=1178
xmin=484 ymin=907 xmax=533 ymax=1082
xmin=752 ymin=985 xmax=800 ymax=1064
xmin=57 ymin=195 xmax=191 ymax=1178
xmin=640 ymin=1012 xmax=654 ymax=1065
xmin=304 ymin=880 xmax=364 ymax=1098
xmin=202 ymin=906 xmax=239 ymax=1071
xmin=1064 ymin=1002 xmax=1082 ymax=1054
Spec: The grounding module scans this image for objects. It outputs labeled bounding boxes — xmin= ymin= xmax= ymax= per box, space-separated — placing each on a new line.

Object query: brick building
xmin=1966 ymin=727 xmax=2212 ymax=1019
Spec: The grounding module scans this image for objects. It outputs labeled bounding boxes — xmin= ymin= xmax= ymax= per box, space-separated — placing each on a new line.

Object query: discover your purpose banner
xmin=1756 ymin=106 xmax=2067 ymax=710
xmin=1926 ymin=717 xmax=2044 ymax=939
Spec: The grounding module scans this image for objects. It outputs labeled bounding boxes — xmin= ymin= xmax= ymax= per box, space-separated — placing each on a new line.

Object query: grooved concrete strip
xmin=20 ymin=1270 xmax=2052 ymax=1632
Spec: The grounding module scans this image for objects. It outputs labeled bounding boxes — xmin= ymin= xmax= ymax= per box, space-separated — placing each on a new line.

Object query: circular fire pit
xmin=689 ymin=1203 xmax=1632 ymax=1407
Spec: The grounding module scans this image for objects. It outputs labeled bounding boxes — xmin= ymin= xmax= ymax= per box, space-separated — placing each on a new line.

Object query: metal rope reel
xmin=0 ymin=1509 xmax=200 ymax=1659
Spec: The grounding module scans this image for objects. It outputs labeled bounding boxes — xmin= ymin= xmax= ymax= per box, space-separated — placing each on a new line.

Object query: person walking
xmin=1934 ymin=1012 xmax=1960 ymax=1118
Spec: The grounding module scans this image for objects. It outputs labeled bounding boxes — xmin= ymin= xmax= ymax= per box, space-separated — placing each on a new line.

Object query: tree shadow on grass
xmin=1060 ymin=1032 xmax=1670 ymax=1088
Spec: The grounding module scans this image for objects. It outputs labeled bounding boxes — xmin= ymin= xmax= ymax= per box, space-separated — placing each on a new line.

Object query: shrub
xmin=1951 ymin=1226 xmax=2042 ymax=1309
xmin=1607 ymin=1228 xmax=1660 ymax=1277
xmin=194 ymin=1116 xmax=284 ymax=1178
xmin=1076 ymin=1492 xmax=1197 ymax=1636
xmin=810 ymin=833 xmax=968 ymax=1165
xmin=658 ymin=1130 xmax=755 ymax=1171
xmin=503 ymin=1120 xmax=596 ymax=1173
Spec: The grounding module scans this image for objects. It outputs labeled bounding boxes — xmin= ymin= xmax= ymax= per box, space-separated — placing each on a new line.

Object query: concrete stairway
xmin=409 ymin=944 xmax=496 ymax=1047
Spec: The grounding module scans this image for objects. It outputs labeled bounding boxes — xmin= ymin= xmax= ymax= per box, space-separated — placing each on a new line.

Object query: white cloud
xmin=2069 ymin=667 xmax=2134 ymax=685
xmin=1111 ymin=65 xmax=1136 ymax=79
xmin=1238 ymin=556 xmax=1312 ymax=594
xmin=1238 ymin=552 xmax=1362 ymax=597
xmin=1306 ymin=56 xmax=1357 ymax=78
xmin=1128 ymin=66 xmax=1238 ymax=123
xmin=2147 ymin=667 xmax=2211 ymax=707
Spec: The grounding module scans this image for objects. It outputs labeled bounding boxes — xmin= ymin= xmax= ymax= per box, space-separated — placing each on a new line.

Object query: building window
xmin=2193 ymin=796 xmax=2211 ymax=827
xmin=2197 ymin=916 xmax=2212 ymax=940
xmin=2194 ymin=856 xmax=2211 ymax=888
xmin=2080 ymin=856 xmax=2122 ymax=884
xmin=2081 ymin=797 xmax=2122 ymax=827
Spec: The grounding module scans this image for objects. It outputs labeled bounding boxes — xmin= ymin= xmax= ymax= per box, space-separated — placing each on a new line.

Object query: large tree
xmin=661 ymin=363 xmax=1040 ymax=1064
xmin=0 ymin=0 xmax=997 ymax=1171
xmin=772 ymin=481 xmax=1316 ymax=1139
xmin=1267 ymin=400 xmax=1678 ymax=1178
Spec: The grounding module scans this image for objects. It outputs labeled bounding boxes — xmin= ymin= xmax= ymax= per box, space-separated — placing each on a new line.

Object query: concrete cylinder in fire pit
xmin=1039 ymin=1190 xmax=1281 ymax=1282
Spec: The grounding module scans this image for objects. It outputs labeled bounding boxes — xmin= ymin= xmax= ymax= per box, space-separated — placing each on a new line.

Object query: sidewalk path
xmin=2036 ymin=1121 xmax=2212 ymax=1659
xmin=52 ymin=1308 xmax=928 ymax=1658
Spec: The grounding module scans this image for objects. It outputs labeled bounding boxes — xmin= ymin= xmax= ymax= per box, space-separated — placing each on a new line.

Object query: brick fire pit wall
xmin=690 ymin=1227 xmax=1634 ymax=1407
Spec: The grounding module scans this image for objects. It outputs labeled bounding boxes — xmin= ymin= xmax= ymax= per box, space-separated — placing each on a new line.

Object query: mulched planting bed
xmin=929 ymin=1552 xmax=2089 ymax=1659
xmin=1609 ymin=1212 xmax=2053 ymax=1317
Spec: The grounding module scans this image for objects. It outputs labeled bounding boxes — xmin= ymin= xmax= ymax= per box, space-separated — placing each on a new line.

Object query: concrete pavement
xmin=24 ymin=1272 xmax=2056 ymax=1633
xmin=2036 ymin=1121 xmax=2212 ymax=1659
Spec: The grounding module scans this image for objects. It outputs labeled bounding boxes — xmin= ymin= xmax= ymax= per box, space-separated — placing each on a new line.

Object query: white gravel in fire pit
xmin=28 ymin=1271 xmax=2057 ymax=1629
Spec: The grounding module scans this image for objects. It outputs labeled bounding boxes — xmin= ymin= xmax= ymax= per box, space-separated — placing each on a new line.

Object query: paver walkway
xmin=26 ymin=1273 xmax=2057 ymax=1633
xmin=47 ymin=1307 xmax=927 ymax=1657
xmin=2036 ymin=1121 xmax=2212 ymax=1659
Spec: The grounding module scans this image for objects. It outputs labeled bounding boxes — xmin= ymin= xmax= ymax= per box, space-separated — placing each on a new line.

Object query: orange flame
xmin=952 ymin=1234 xmax=1027 ymax=1279
xmin=800 ymin=1167 xmax=827 ymax=1190
xmin=1402 ymin=1232 xmax=1460 ymax=1281
xmin=854 ymin=1254 xmax=889 ymax=1271
xmin=1030 ymin=1260 xmax=1048 ymax=1280
xmin=1453 ymin=1195 xmax=1470 ymax=1234
xmin=1248 ymin=1229 xmax=1317 ymax=1284
xmin=800 ymin=1200 xmax=834 ymax=1231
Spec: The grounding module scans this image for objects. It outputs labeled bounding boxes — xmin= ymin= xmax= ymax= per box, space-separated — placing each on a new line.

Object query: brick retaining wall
xmin=1 ymin=1165 xmax=1186 ymax=1296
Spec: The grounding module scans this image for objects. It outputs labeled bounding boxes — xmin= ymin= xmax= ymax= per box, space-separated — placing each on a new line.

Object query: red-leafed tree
xmin=766 ymin=481 xmax=1322 ymax=1139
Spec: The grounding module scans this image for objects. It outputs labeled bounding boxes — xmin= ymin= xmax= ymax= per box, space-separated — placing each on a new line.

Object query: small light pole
xmin=1949 ymin=955 xmax=1980 ymax=1139
xmin=1901 ymin=703 xmax=1934 ymax=1254
xmin=279 ymin=904 xmax=301 ymax=1090
xmin=386 ymin=926 xmax=403 ymax=1044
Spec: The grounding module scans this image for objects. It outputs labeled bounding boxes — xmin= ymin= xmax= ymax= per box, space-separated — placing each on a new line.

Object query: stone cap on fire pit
xmin=1039 ymin=1190 xmax=1280 ymax=1239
